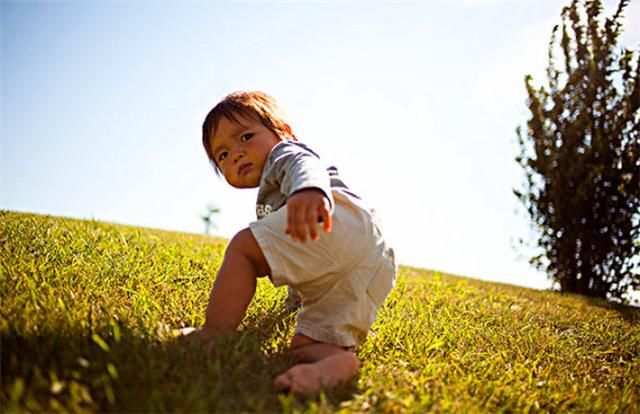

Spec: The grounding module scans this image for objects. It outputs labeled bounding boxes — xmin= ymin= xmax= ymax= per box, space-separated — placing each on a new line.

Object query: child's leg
xmin=200 ymin=228 xmax=270 ymax=341
xmin=273 ymin=334 xmax=360 ymax=394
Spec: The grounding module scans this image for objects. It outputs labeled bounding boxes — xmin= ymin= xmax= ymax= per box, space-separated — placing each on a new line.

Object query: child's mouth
xmin=237 ymin=163 xmax=252 ymax=176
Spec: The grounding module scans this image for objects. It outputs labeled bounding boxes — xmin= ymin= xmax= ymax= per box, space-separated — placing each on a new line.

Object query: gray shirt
xmin=255 ymin=141 xmax=358 ymax=219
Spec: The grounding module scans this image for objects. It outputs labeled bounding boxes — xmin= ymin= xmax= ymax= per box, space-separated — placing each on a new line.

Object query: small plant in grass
xmin=201 ymin=202 xmax=221 ymax=235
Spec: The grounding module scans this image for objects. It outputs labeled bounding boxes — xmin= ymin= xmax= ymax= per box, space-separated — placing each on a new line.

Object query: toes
xmin=273 ymin=365 xmax=320 ymax=394
xmin=273 ymin=372 xmax=292 ymax=391
xmin=290 ymin=379 xmax=314 ymax=395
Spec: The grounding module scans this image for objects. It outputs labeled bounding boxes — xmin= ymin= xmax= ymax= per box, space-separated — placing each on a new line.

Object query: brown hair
xmin=202 ymin=91 xmax=296 ymax=172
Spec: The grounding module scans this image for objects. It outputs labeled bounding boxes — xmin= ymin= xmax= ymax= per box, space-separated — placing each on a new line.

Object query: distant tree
xmin=515 ymin=0 xmax=639 ymax=302
xmin=201 ymin=203 xmax=220 ymax=235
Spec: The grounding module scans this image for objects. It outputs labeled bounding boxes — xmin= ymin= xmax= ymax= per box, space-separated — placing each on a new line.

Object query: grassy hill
xmin=2 ymin=210 xmax=639 ymax=413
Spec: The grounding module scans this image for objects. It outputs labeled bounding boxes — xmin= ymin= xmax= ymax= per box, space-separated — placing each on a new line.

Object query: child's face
xmin=209 ymin=114 xmax=281 ymax=188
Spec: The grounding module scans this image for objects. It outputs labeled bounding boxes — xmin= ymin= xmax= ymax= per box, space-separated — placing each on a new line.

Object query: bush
xmin=515 ymin=0 xmax=640 ymax=302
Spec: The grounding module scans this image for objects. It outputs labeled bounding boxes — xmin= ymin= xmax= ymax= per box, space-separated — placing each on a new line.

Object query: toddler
xmin=199 ymin=91 xmax=396 ymax=394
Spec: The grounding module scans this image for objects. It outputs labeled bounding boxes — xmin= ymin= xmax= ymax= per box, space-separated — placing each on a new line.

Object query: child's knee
xmin=227 ymin=228 xmax=271 ymax=276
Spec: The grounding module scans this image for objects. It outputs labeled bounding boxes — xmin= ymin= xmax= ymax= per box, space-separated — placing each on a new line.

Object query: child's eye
xmin=240 ymin=133 xmax=253 ymax=142
xmin=218 ymin=151 xmax=228 ymax=162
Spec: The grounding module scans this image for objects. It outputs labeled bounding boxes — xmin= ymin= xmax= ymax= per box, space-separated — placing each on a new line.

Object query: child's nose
xmin=232 ymin=151 xmax=244 ymax=163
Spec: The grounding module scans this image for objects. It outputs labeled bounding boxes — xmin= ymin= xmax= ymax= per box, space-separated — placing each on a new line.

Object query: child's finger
xmin=307 ymin=207 xmax=319 ymax=240
xmin=286 ymin=209 xmax=292 ymax=237
xmin=293 ymin=206 xmax=308 ymax=242
xmin=320 ymin=201 xmax=332 ymax=233
xmin=286 ymin=205 xmax=298 ymax=240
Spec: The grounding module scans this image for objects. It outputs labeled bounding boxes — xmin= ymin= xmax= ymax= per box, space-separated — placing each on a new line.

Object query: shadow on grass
xmin=582 ymin=296 xmax=640 ymax=324
xmin=1 ymin=308 xmax=358 ymax=413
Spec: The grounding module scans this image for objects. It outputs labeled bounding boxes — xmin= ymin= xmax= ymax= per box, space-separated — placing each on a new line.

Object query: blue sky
xmin=2 ymin=0 xmax=639 ymax=290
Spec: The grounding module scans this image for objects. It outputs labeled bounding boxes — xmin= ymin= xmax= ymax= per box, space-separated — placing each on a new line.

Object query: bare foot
xmin=273 ymin=351 xmax=359 ymax=394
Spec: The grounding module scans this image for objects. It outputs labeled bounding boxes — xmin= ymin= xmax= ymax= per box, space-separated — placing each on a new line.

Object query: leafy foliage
xmin=2 ymin=211 xmax=639 ymax=412
xmin=515 ymin=0 xmax=640 ymax=302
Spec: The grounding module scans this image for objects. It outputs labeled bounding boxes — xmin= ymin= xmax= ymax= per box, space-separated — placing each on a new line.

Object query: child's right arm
xmin=267 ymin=143 xmax=334 ymax=243
xmin=285 ymin=188 xmax=332 ymax=243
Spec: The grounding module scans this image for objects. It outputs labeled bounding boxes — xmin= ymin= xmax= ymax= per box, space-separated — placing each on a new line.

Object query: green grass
xmin=2 ymin=210 xmax=639 ymax=413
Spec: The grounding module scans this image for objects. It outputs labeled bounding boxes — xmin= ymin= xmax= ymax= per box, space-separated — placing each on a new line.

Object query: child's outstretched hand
xmin=285 ymin=189 xmax=332 ymax=243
